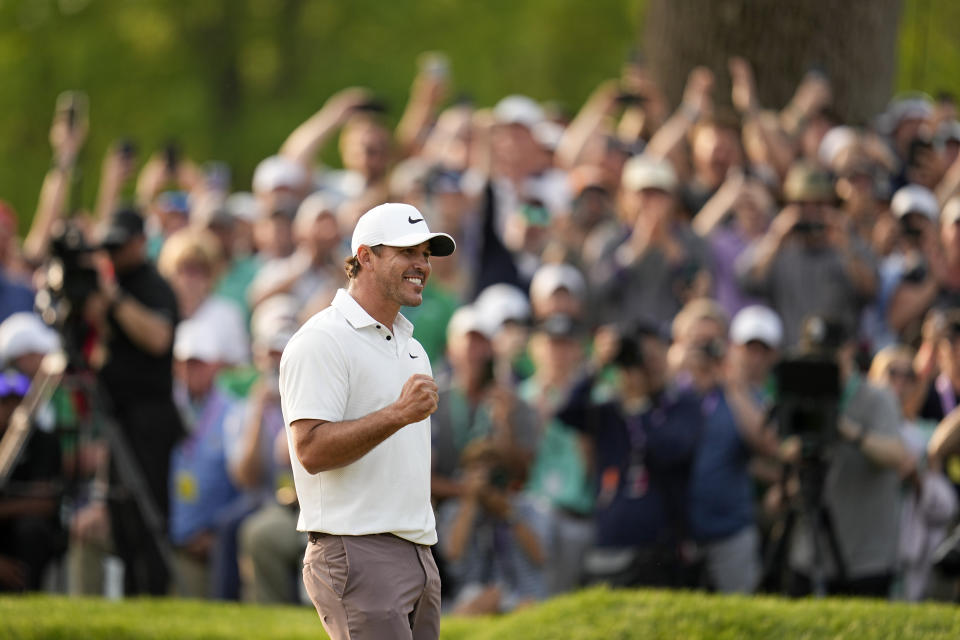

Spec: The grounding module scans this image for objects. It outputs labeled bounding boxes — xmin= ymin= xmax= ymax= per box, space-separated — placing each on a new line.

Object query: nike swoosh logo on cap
xmin=409 ymin=353 xmax=419 ymax=359
xmin=408 ymin=216 xmax=424 ymax=224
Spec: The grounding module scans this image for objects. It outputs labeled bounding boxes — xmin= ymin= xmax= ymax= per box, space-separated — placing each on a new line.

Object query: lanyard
xmin=177 ymin=387 xmax=229 ymax=459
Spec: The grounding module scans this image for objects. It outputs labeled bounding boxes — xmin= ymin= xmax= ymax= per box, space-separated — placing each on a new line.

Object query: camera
xmin=34 ymin=222 xmax=100 ymax=367
xmin=774 ymin=317 xmax=845 ymax=457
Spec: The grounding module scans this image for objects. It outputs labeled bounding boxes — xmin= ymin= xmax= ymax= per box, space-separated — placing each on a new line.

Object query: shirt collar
xmin=332 ymin=288 xmax=415 ymax=338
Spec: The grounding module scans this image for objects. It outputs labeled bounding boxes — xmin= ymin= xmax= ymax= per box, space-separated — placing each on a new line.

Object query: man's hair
xmin=343 ymin=244 xmax=382 ymax=279
xmin=157 ymin=227 xmax=224 ymax=281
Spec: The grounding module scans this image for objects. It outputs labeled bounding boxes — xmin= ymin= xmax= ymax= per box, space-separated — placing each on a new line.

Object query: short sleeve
xmin=279 ymin=327 xmax=349 ymax=426
xmin=864 ymin=385 xmax=901 ymax=439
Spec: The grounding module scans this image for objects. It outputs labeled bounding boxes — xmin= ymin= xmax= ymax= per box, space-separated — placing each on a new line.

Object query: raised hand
xmin=729 ymin=57 xmax=759 ymax=114
xmin=392 ymin=373 xmax=439 ymax=425
xmin=682 ymin=66 xmax=715 ymax=120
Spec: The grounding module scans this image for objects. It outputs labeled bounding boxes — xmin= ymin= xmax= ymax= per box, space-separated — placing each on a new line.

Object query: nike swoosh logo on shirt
xmin=408 ymin=217 xmax=424 ymax=224
xmin=409 ymin=353 xmax=419 ymax=359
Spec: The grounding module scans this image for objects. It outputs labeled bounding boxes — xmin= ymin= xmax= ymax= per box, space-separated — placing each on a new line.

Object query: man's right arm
xmin=290 ymin=373 xmax=438 ymax=474
xmin=108 ymin=292 xmax=174 ymax=357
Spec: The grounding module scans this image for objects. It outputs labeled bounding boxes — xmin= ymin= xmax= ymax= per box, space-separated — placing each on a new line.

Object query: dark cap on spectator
xmin=783 ymin=163 xmax=835 ymax=203
xmin=534 ymin=313 xmax=583 ymax=339
xmin=99 ymin=208 xmax=145 ymax=249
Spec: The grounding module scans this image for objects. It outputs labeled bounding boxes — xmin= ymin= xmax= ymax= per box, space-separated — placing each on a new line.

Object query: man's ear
xmin=358 ymin=245 xmax=372 ymax=268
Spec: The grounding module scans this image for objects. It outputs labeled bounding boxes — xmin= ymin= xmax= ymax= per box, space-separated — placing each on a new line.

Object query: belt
xmin=308 ymin=531 xmax=328 ymax=544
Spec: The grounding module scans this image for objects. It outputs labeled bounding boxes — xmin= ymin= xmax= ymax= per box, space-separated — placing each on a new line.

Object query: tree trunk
xmin=643 ymin=0 xmax=903 ymax=125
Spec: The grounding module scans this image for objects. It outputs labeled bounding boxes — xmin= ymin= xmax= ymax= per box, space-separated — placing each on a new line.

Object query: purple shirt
xmin=710 ymin=228 xmax=763 ymax=318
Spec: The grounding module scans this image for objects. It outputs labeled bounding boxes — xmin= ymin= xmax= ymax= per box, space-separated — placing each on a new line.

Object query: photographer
xmin=558 ymin=321 xmax=702 ymax=588
xmin=737 ymin=163 xmax=877 ymax=347
xmin=672 ymin=299 xmax=779 ymax=593
xmin=884 ymin=185 xmax=945 ymax=344
xmin=783 ymin=318 xmax=911 ymax=597
xmin=93 ymin=207 xmax=184 ymax=596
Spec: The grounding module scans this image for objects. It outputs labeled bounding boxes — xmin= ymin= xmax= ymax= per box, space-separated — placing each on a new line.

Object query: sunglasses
xmin=886 ymin=367 xmax=917 ymax=381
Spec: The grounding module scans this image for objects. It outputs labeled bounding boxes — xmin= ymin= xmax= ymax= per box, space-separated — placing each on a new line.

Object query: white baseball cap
xmin=475 ymin=283 xmax=531 ymax=330
xmin=251 ymin=294 xmax=300 ymax=351
xmin=493 ymin=95 xmax=545 ymax=129
xmin=0 ymin=312 xmax=59 ymax=364
xmin=350 ymin=202 xmax=455 ymax=257
xmin=818 ymin=126 xmax=858 ymax=167
xmin=891 ymin=184 xmax=939 ymax=221
xmin=730 ymin=305 xmax=783 ymax=349
xmin=252 ymin=155 xmax=308 ymax=194
xmin=529 ymin=263 xmax=586 ymax=303
xmin=621 ymin=154 xmax=678 ymax=192
xmin=174 ymin=319 xmax=224 ymax=363
xmin=446 ymin=305 xmax=494 ymax=341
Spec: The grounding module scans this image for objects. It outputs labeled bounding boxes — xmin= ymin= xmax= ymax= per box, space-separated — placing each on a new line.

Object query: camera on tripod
xmin=773 ymin=316 xmax=846 ymax=460
xmin=33 ymin=222 xmax=100 ymax=367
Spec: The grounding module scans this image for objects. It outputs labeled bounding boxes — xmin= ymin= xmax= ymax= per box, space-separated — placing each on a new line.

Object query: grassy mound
xmin=2 ymin=586 xmax=959 ymax=639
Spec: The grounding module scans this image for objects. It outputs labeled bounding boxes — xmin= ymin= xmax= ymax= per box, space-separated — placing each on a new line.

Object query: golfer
xmin=280 ymin=202 xmax=454 ymax=640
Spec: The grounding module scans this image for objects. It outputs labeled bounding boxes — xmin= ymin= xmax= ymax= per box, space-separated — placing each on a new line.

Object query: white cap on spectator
xmin=878 ymin=94 xmax=934 ymax=135
xmin=174 ymin=319 xmax=223 ymax=363
xmin=493 ymin=95 xmax=545 ymax=129
xmin=446 ymin=305 xmax=493 ymax=341
xmin=532 ymin=120 xmax=564 ymax=151
xmin=350 ymin=202 xmax=455 ymax=257
xmin=529 ymin=263 xmax=586 ymax=303
xmin=818 ymin=126 xmax=857 ymax=167
xmin=294 ymin=192 xmax=337 ymax=235
xmin=621 ymin=154 xmax=677 ymax=192
xmin=252 ymin=155 xmax=308 ymax=194
xmin=730 ymin=305 xmax=784 ymax=349
xmin=251 ymin=294 xmax=299 ymax=352
xmin=225 ymin=192 xmax=260 ymax=223
xmin=943 ymin=197 xmax=960 ymax=226
xmin=475 ymin=283 xmax=531 ymax=330
xmin=0 ymin=313 xmax=59 ymax=365
xmin=891 ymin=184 xmax=939 ymax=221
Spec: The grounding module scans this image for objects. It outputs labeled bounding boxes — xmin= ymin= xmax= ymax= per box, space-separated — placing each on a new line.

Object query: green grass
xmin=2 ymin=587 xmax=960 ymax=639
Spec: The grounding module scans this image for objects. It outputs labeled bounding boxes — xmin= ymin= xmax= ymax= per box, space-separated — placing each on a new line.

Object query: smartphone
xmin=163 ymin=141 xmax=180 ymax=173
xmin=56 ymin=90 xmax=89 ymax=131
xmin=354 ymin=97 xmax=389 ymax=115
xmin=615 ymin=92 xmax=646 ymax=107
xmin=418 ymin=51 xmax=450 ymax=79
xmin=204 ymin=161 xmax=231 ymax=192
xmin=626 ymin=46 xmax=645 ymax=68
xmin=117 ymin=138 xmax=137 ymax=161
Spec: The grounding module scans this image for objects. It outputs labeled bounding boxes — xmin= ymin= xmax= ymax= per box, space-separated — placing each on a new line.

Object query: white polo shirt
xmin=279 ymin=288 xmax=437 ymax=545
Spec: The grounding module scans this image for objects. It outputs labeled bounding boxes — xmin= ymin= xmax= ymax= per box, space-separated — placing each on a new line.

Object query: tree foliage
xmin=0 ymin=0 xmax=957 ymax=231
xmin=0 ymin=0 xmax=642 ymax=225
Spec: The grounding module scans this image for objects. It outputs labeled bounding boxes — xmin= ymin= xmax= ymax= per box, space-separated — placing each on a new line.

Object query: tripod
xmin=0 ymin=349 xmax=183 ymax=594
xmin=761 ymin=438 xmax=848 ymax=597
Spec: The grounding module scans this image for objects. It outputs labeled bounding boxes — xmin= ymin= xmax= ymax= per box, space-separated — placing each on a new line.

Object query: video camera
xmin=773 ymin=317 xmax=845 ymax=459
xmin=34 ymin=222 xmax=100 ymax=368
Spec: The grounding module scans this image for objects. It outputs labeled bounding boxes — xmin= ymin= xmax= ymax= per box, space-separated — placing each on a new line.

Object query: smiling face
xmin=367 ymin=241 xmax=433 ymax=309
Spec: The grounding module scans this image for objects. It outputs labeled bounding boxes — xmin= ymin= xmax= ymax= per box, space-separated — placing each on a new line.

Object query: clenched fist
xmin=392 ymin=374 xmax=439 ymax=425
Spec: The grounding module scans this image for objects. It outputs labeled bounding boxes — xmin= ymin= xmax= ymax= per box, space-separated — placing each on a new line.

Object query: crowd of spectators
xmin=3 ymin=52 xmax=960 ymax=610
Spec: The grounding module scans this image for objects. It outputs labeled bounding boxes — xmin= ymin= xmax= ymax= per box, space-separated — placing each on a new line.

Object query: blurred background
xmin=0 ymin=0 xmax=956 ymax=227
